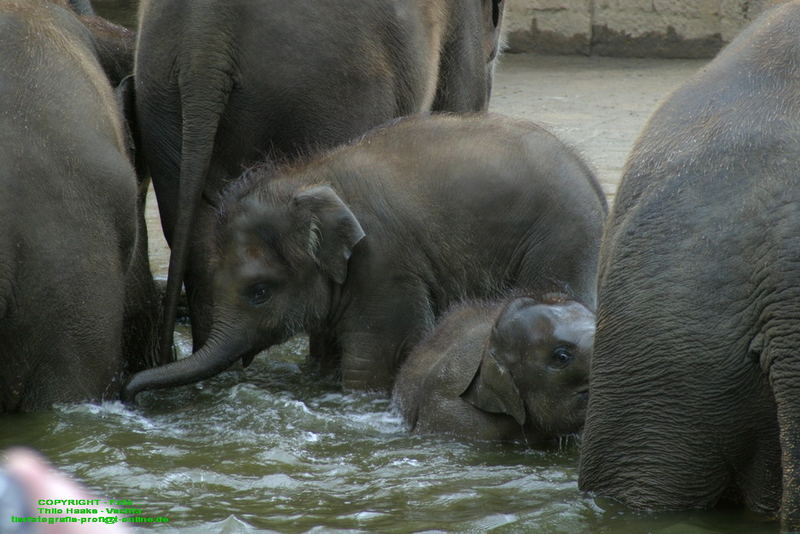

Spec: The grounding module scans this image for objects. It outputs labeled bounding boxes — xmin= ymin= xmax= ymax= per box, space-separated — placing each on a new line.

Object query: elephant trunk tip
xmin=120 ymin=373 xmax=148 ymax=404
xmin=119 ymin=333 xmax=250 ymax=405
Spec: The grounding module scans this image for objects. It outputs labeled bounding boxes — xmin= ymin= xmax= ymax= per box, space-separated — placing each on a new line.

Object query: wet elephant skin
xmin=0 ymin=0 xmax=159 ymax=412
xmin=579 ymin=2 xmax=800 ymax=531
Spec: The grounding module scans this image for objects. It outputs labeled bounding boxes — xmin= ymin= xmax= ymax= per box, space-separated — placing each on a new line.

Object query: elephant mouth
xmin=575 ymin=388 xmax=589 ymax=402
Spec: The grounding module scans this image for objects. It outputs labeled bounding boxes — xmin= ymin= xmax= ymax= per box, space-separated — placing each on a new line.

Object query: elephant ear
xmin=460 ymin=349 xmax=525 ymax=426
xmin=291 ymin=185 xmax=365 ymax=284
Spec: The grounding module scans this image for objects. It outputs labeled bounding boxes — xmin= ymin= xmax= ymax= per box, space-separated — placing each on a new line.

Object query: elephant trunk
xmin=121 ymin=331 xmax=250 ymax=403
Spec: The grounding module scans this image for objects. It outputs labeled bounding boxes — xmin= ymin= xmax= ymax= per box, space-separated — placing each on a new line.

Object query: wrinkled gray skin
xmin=64 ymin=0 xmax=135 ymax=85
xmin=133 ymin=0 xmax=507 ymax=366
xmin=78 ymin=13 xmax=134 ymax=86
xmin=393 ymin=297 xmax=594 ymax=447
xmin=0 ymin=0 xmax=159 ymax=412
xmin=579 ymin=2 xmax=800 ymax=531
xmin=123 ymin=114 xmax=607 ymax=401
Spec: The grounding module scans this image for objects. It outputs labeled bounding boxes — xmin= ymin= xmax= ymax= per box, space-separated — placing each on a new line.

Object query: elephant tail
xmin=157 ymin=56 xmax=235 ymax=366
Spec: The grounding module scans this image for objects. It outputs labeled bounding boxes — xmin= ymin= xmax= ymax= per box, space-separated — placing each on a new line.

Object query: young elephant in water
xmin=393 ymin=296 xmax=593 ymax=446
xmin=123 ymin=114 xmax=606 ymax=401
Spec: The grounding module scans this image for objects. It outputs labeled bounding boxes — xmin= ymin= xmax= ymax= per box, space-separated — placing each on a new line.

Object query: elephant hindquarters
xmin=579 ymin=242 xmax=783 ymax=512
xmin=2 ymin=255 xmax=128 ymax=410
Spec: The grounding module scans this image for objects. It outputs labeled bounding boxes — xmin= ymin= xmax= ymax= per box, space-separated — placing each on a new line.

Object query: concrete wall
xmin=504 ymin=0 xmax=781 ymax=57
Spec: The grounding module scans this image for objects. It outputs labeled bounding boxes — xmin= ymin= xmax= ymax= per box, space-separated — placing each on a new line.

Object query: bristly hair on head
xmin=213 ymin=158 xmax=281 ymax=254
xmin=214 ymin=137 xmax=334 ymax=230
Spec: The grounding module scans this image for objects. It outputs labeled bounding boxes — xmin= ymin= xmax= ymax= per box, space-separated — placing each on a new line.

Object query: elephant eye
xmin=550 ymin=347 xmax=573 ymax=369
xmin=246 ymin=283 xmax=270 ymax=306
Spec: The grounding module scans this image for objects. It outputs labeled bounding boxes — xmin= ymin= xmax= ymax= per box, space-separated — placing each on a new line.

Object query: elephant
xmin=133 ymin=0 xmax=507 ymax=366
xmin=0 ymin=0 xmax=159 ymax=412
xmin=122 ymin=113 xmax=607 ymax=401
xmin=578 ymin=2 xmax=800 ymax=531
xmin=60 ymin=0 xmax=135 ymax=85
xmin=392 ymin=295 xmax=594 ymax=447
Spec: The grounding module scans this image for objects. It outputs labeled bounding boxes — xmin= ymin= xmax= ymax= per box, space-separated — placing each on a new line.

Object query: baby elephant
xmin=393 ymin=296 xmax=594 ymax=446
xmin=123 ymin=113 xmax=606 ymax=401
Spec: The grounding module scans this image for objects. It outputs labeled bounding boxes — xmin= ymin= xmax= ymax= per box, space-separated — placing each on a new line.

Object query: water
xmin=91 ymin=0 xmax=137 ymax=28
xmin=0 ymin=327 xmax=777 ymax=533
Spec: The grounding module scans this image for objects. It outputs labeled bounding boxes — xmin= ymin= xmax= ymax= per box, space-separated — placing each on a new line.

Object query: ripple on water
xmin=0 ymin=330 xmax=780 ymax=533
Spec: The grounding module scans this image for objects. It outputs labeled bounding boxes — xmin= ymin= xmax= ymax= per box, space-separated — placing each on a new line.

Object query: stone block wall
xmin=504 ymin=0 xmax=781 ymax=57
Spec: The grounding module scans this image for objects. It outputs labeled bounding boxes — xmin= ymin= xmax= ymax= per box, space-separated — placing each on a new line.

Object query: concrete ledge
xmin=505 ymin=0 xmax=781 ymax=57
xmin=590 ymin=25 xmax=723 ymax=58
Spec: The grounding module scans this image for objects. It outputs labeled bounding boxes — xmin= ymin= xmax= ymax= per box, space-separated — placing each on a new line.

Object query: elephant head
xmin=122 ymin=182 xmax=364 ymax=401
xmin=461 ymin=297 xmax=594 ymax=445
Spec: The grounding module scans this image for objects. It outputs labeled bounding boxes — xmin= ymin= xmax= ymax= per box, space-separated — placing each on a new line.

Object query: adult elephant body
xmin=124 ymin=115 xmax=606 ymax=400
xmin=580 ymin=2 xmax=800 ymax=530
xmin=135 ymin=0 xmax=506 ymax=363
xmin=0 ymin=0 xmax=159 ymax=411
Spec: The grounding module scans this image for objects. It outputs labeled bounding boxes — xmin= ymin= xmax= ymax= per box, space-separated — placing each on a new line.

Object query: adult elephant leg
xmin=136 ymin=86 xmax=182 ymax=248
xmin=135 ymin=80 xmax=182 ymax=365
xmin=432 ymin=35 xmax=486 ymax=112
xmin=763 ymin=335 xmax=800 ymax=532
xmin=121 ymin=216 xmax=161 ymax=371
xmin=432 ymin=0 xmax=502 ymax=112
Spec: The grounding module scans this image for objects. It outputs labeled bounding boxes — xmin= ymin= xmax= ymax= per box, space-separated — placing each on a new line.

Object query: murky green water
xmin=91 ymin=0 xmax=137 ymax=28
xmin=0 ymin=327 xmax=778 ymax=533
